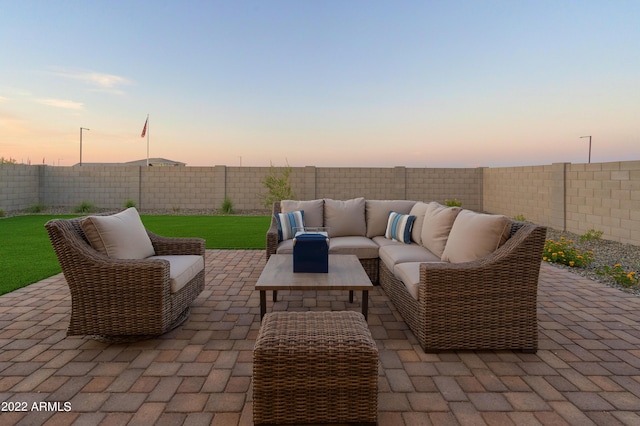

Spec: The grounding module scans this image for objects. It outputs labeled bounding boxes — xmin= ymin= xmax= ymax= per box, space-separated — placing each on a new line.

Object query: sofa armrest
xmin=417 ymin=222 xmax=546 ymax=350
xmin=419 ymin=222 xmax=546 ymax=293
xmin=147 ymin=231 xmax=205 ymax=256
xmin=265 ymin=201 xmax=281 ymax=260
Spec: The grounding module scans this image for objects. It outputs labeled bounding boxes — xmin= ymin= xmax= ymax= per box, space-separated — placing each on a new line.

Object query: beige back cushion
xmin=281 ymin=199 xmax=324 ymax=228
xmin=324 ymin=198 xmax=366 ymax=237
xmin=365 ymin=200 xmax=416 ymax=238
xmin=420 ymin=202 xmax=461 ymax=258
xmin=409 ymin=202 xmax=430 ymax=245
xmin=81 ymin=207 xmax=155 ymax=259
xmin=441 ymin=210 xmax=512 ymax=263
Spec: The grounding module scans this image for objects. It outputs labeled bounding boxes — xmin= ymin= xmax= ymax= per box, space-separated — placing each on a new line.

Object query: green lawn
xmin=0 ymin=215 xmax=270 ymax=296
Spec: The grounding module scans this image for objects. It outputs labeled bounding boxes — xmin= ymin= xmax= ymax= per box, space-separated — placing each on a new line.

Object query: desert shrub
xmin=124 ymin=199 xmax=137 ymax=208
xmin=512 ymin=214 xmax=527 ymax=222
xmin=597 ymin=264 xmax=639 ymax=288
xmin=543 ymin=237 xmax=593 ymax=267
xmin=73 ymin=201 xmax=96 ymax=214
xmin=220 ymin=197 xmax=234 ymax=214
xmin=445 ymin=199 xmax=462 ymax=207
xmin=27 ymin=204 xmax=46 ymax=213
xmin=580 ymin=228 xmax=603 ymax=243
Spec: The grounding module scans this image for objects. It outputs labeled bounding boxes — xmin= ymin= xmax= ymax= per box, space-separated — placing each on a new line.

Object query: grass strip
xmin=0 ymin=215 xmax=270 ymax=295
xmin=140 ymin=215 xmax=270 ymax=249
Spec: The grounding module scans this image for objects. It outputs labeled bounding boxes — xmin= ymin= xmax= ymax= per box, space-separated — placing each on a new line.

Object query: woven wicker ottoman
xmin=253 ymin=311 xmax=378 ymax=425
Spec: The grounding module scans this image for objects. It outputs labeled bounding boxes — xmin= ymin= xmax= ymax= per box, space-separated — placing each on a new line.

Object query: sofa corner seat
xmin=266 ymin=200 xmax=547 ymax=352
xmin=379 ymin=221 xmax=546 ymax=352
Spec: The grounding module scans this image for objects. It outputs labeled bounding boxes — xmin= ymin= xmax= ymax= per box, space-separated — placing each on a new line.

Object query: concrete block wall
xmin=222 ymin=166 xmax=310 ymax=211
xmin=141 ymin=166 xmax=218 ymax=211
xmin=407 ymin=168 xmax=483 ymax=211
xmin=482 ymin=165 xmax=553 ymax=225
xmin=565 ymin=161 xmax=640 ymax=244
xmin=226 ymin=167 xmax=268 ymax=211
xmin=41 ymin=166 xmax=140 ymax=210
xmin=2 ymin=161 xmax=640 ymax=246
xmin=315 ymin=167 xmax=401 ymax=200
xmin=0 ymin=164 xmax=39 ymax=211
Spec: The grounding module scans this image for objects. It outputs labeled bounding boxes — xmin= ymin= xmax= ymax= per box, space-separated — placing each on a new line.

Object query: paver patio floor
xmin=1 ymin=249 xmax=640 ymax=425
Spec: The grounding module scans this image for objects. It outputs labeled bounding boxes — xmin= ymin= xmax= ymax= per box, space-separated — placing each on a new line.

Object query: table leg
xmin=260 ymin=290 xmax=266 ymax=321
xmin=362 ymin=290 xmax=369 ymax=321
xmin=272 ymin=290 xmax=278 ymax=302
xmin=349 ymin=290 xmax=354 ymax=303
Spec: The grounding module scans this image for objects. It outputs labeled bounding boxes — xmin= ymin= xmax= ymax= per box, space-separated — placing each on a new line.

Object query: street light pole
xmin=580 ymin=135 xmax=592 ymax=164
xmin=80 ymin=127 xmax=90 ymax=166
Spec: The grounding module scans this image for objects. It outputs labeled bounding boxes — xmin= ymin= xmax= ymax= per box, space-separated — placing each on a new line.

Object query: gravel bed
xmin=545 ymin=228 xmax=640 ymax=297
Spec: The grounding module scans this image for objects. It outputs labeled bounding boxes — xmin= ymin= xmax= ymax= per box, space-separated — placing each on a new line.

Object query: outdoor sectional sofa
xmin=266 ymin=198 xmax=547 ymax=352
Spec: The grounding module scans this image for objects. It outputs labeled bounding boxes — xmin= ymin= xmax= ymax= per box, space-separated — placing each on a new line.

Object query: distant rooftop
xmin=74 ymin=158 xmax=186 ymax=167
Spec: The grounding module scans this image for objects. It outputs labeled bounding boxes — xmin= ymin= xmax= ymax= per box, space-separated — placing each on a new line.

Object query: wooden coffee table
xmin=256 ymin=254 xmax=373 ymax=321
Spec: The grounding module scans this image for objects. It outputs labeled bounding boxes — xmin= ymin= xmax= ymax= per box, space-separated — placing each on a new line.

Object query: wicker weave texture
xmin=45 ymin=216 xmax=205 ymax=338
xmin=380 ymin=221 xmax=546 ymax=352
xmin=253 ymin=311 xmax=378 ymax=425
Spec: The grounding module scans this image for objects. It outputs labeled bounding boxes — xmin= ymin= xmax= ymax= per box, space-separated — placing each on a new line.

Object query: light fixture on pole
xmin=580 ymin=135 xmax=592 ymax=164
xmin=80 ymin=127 xmax=90 ymax=166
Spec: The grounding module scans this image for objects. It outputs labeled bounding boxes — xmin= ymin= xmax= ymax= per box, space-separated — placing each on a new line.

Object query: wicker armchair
xmin=45 ymin=216 xmax=205 ymax=339
xmin=380 ymin=221 xmax=546 ymax=352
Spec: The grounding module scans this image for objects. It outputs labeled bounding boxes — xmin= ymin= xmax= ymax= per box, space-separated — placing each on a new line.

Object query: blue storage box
xmin=293 ymin=231 xmax=329 ymax=273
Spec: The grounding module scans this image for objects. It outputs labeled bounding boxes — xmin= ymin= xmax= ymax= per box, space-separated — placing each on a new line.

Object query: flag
xmin=141 ymin=117 xmax=148 ymax=138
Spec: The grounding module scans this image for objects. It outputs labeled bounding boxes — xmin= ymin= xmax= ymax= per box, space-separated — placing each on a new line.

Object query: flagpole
xmin=146 ymin=114 xmax=150 ymax=167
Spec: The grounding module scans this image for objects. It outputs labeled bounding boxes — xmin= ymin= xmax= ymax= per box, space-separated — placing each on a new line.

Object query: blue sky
xmin=1 ymin=1 xmax=639 ymax=167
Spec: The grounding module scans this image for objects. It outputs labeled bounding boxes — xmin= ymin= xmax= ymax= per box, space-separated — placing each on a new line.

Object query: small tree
xmin=261 ymin=162 xmax=295 ymax=208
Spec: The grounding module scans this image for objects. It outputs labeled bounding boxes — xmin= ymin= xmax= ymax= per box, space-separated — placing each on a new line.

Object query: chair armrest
xmin=148 ymin=231 xmax=205 ymax=256
xmin=49 ymin=224 xmax=172 ymax=291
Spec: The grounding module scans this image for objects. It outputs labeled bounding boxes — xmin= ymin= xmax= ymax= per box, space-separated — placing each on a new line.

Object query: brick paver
xmin=1 ymin=250 xmax=640 ymax=425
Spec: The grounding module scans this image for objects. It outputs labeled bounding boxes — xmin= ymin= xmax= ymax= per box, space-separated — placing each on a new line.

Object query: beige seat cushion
xmin=281 ymin=199 xmax=324 ymax=228
xmin=395 ymin=261 xmax=448 ymax=300
xmin=81 ymin=207 xmax=155 ymax=259
xmin=372 ymin=235 xmax=398 ymax=248
xmin=379 ymin=243 xmax=440 ymax=274
xmin=275 ymin=239 xmax=295 ymax=254
xmin=324 ymin=198 xmax=366 ymax=237
xmin=441 ymin=210 xmax=512 ymax=263
xmin=421 ymin=202 xmax=461 ymax=259
xmin=365 ymin=200 xmax=416 ymax=238
xmin=329 ymin=236 xmax=380 ymax=259
xmin=148 ymin=255 xmax=204 ymax=293
xmin=394 ymin=262 xmax=419 ymax=300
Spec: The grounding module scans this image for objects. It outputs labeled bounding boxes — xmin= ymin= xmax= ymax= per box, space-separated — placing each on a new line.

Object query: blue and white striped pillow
xmin=385 ymin=211 xmax=416 ymax=244
xmin=276 ymin=210 xmax=305 ymax=241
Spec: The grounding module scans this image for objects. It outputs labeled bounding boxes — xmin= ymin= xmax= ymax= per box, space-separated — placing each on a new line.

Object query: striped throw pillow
xmin=385 ymin=211 xmax=416 ymax=244
xmin=276 ymin=210 xmax=305 ymax=241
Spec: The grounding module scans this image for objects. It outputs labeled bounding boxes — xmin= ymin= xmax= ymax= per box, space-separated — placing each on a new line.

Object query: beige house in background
xmin=73 ymin=158 xmax=186 ymax=167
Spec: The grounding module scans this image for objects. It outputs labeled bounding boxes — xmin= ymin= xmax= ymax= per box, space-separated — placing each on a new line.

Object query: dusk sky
xmin=1 ymin=1 xmax=639 ymax=168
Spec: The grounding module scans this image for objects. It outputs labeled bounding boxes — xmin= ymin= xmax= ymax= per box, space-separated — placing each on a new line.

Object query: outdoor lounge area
xmin=2 ymin=249 xmax=640 ymax=425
